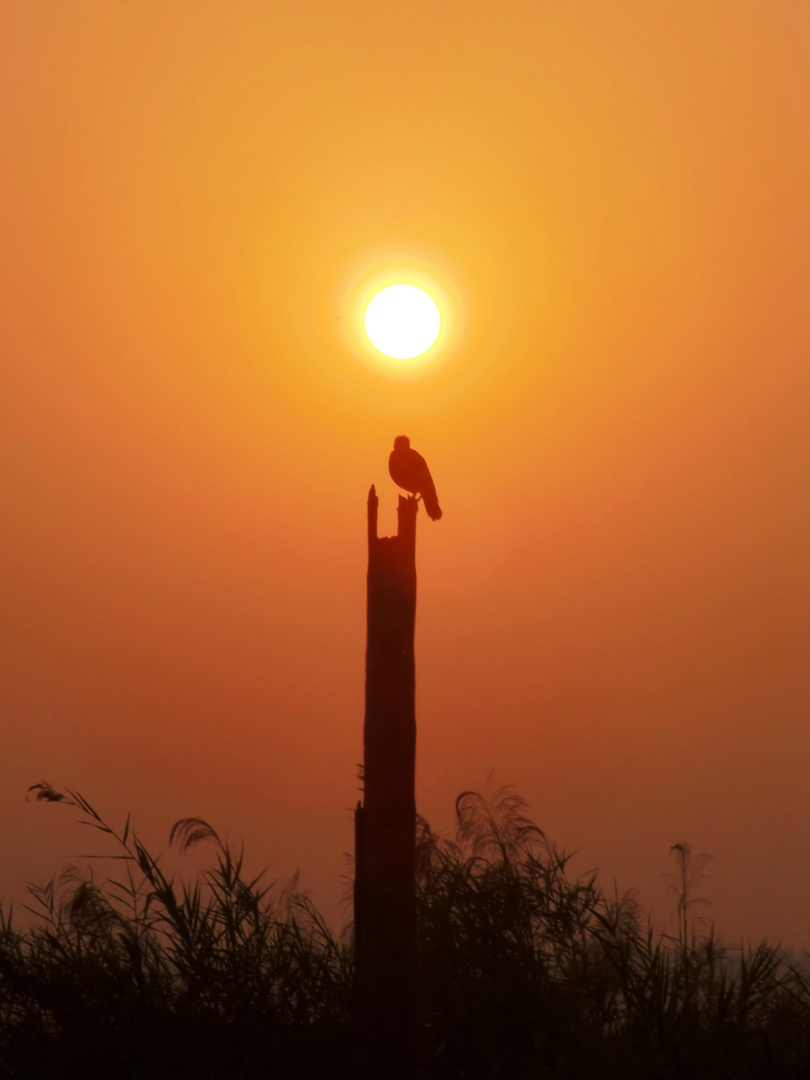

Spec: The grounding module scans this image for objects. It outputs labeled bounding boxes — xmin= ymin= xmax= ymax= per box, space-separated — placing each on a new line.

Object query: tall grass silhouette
xmin=1 ymin=782 xmax=809 ymax=1078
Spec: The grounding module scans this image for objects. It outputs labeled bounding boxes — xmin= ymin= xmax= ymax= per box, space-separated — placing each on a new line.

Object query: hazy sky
xmin=2 ymin=1 xmax=808 ymax=947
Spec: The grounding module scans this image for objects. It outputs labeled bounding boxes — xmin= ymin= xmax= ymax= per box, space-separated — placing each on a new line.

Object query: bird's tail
xmin=423 ymin=494 xmax=442 ymax=521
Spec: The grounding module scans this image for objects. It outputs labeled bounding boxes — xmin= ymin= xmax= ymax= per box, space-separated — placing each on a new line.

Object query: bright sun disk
xmin=364 ymin=285 xmax=440 ymax=360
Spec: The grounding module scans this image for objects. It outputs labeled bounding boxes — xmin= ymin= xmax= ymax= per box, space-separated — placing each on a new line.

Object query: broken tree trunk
xmin=354 ymin=484 xmax=417 ymax=1080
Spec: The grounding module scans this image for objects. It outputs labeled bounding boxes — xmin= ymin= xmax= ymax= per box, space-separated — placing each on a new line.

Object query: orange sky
xmin=1 ymin=1 xmax=808 ymax=947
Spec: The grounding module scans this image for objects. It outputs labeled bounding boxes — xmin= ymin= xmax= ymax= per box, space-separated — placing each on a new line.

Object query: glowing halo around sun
xmin=337 ymin=255 xmax=461 ymax=378
xmin=364 ymin=285 xmax=441 ymax=361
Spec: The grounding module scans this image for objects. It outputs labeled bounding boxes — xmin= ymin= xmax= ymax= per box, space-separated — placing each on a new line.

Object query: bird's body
xmin=388 ymin=435 xmax=443 ymax=520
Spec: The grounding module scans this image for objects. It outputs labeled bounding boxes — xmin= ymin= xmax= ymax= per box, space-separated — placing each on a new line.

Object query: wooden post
xmin=354 ymin=484 xmax=417 ymax=1080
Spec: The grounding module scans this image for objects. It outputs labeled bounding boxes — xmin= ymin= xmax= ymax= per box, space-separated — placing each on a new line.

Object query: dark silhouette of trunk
xmin=354 ymin=485 xmax=417 ymax=1080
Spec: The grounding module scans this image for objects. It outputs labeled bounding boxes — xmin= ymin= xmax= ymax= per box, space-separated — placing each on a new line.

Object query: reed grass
xmin=1 ymin=782 xmax=808 ymax=1078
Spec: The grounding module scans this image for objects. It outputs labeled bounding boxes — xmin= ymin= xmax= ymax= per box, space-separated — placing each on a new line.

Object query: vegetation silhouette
xmin=1 ymin=782 xmax=809 ymax=1078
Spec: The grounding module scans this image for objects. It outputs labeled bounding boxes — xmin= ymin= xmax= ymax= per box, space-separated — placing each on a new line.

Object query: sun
xmin=364 ymin=285 xmax=441 ymax=360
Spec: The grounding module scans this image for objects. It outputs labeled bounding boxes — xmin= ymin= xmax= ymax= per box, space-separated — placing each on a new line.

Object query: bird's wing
xmin=413 ymin=452 xmax=437 ymax=499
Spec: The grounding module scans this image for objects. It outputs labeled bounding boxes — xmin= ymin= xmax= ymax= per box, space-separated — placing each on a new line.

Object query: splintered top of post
xmin=367 ymin=485 xmax=417 ymax=561
xmin=396 ymin=494 xmax=417 ymax=556
xmin=368 ymin=485 xmax=378 ymax=549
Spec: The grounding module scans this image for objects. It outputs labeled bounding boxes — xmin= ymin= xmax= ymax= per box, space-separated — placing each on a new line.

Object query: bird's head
xmin=393 ymin=435 xmax=411 ymax=452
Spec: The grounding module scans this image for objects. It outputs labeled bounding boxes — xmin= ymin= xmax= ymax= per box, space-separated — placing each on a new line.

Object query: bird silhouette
xmin=388 ymin=436 xmax=443 ymax=520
